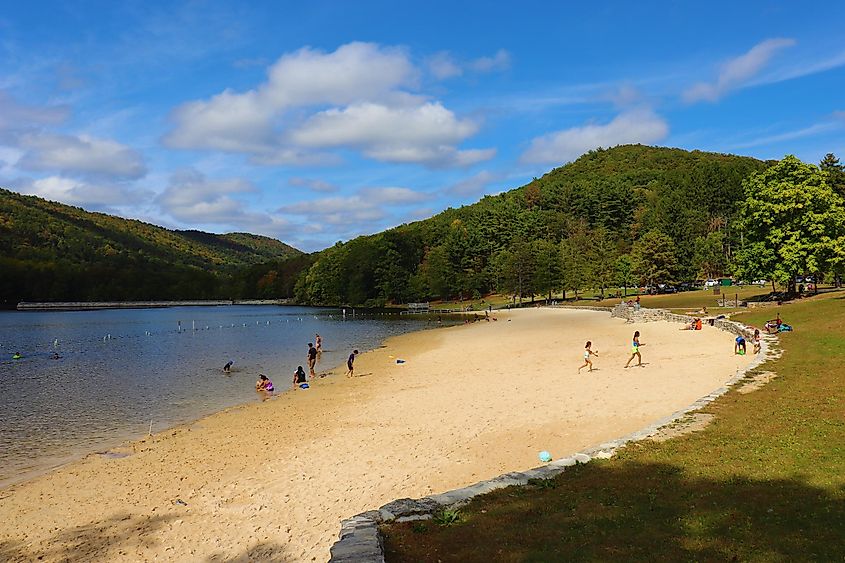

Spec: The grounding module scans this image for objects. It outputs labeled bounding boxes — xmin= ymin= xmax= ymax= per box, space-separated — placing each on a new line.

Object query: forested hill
xmin=297 ymin=145 xmax=771 ymax=306
xmin=0 ymin=188 xmax=302 ymax=305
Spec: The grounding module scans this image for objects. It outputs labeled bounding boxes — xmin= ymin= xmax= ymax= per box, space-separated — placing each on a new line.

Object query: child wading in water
xmin=578 ymin=341 xmax=599 ymax=373
xmin=624 ymin=330 xmax=645 ymax=368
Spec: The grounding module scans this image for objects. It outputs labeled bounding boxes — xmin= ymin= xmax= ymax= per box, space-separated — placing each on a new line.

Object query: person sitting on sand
xmin=293 ymin=366 xmax=307 ymax=388
xmin=752 ymin=329 xmax=761 ymax=354
xmin=256 ymin=374 xmax=274 ymax=392
xmin=578 ymin=341 xmax=599 ymax=373
xmin=346 ymin=350 xmax=359 ymax=377
xmin=223 ymin=360 xmax=233 ymax=374
xmin=735 ymin=335 xmax=747 ymax=355
xmin=624 ymin=331 xmax=644 ymax=368
xmin=680 ymin=318 xmax=697 ymax=330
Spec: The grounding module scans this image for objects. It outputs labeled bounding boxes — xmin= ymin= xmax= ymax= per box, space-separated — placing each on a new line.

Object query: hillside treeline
xmin=296 ymin=145 xmax=770 ymax=305
xmin=0 ymin=189 xmax=304 ymax=305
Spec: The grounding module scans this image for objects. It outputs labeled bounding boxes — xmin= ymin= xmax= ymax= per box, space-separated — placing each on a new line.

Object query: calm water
xmin=0 ymin=306 xmax=445 ymax=487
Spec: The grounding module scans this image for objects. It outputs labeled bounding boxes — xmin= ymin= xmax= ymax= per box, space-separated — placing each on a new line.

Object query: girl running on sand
xmin=578 ymin=341 xmax=599 ymax=373
xmin=624 ymin=331 xmax=644 ymax=368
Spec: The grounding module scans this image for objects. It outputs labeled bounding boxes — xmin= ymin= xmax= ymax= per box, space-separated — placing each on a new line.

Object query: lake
xmin=0 ymin=305 xmax=446 ymax=487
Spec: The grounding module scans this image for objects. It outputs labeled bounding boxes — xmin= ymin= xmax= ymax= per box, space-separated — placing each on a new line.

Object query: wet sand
xmin=0 ymin=308 xmax=751 ymax=562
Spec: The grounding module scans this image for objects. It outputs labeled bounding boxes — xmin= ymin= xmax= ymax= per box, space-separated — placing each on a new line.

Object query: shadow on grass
xmin=383 ymin=461 xmax=845 ymax=562
xmin=0 ymin=512 xmax=291 ymax=562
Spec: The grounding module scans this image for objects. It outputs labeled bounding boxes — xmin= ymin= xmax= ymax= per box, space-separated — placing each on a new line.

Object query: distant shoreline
xmin=15 ymin=299 xmax=293 ymax=311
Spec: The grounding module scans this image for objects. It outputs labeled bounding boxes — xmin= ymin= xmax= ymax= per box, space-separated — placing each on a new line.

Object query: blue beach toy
xmin=299 ymin=383 xmax=310 ymax=389
xmin=539 ymin=451 xmax=552 ymax=463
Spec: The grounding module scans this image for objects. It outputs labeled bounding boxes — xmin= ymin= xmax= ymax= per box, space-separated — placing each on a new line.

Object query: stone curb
xmin=327 ymin=307 xmax=774 ymax=562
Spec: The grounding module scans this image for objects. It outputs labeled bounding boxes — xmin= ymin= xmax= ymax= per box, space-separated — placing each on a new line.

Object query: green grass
xmin=382 ymin=290 xmax=845 ymax=562
xmin=415 ymin=285 xmax=775 ymax=313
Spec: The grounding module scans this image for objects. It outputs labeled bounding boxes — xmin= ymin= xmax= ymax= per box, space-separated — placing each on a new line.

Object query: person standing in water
xmin=315 ymin=333 xmax=322 ymax=352
xmin=307 ymin=342 xmax=318 ymax=378
xmin=346 ymin=350 xmax=359 ymax=377
xmin=578 ymin=341 xmax=599 ymax=373
xmin=624 ymin=331 xmax=644 ymax=368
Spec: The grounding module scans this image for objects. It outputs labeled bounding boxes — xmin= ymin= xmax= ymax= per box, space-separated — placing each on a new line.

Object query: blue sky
xmin=1 ymin=1 xmax=844 ymax=251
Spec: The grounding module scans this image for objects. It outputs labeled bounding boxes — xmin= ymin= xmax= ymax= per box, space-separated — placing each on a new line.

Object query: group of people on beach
xmin=238 ymin=333 xmax=359 ymax=398
xmin=579 ymin=321 xmax=762 ymax=373
xmin=579 ymin=330 xmax=645 ymax=373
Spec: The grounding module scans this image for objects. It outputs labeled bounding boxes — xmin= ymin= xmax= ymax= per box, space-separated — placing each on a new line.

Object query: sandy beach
xmin=0 ymin=308 xmax=751 ymax=562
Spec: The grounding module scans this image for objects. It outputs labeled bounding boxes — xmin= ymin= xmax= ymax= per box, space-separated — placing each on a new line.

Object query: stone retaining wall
xmin=328 ymin=307 xmax=772 ymax=562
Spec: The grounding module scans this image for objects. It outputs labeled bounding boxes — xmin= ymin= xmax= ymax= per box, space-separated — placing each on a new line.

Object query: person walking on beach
xmin=223 ymin=360 xmax=233 ymax=374
xmin=307 ymin=342 xmax=318 ymax=378
xmin=346 ymin=349 xmax=359 ymax=377
xmin=315 ymin=333 xmax=322 ymax=352
xmin=624 ymin=331 xmax=644 ymax=368
xmin=752 ymin=329 xmax=761 ymax=354
xmin=578 ymin=341 xmax=599 ymax=373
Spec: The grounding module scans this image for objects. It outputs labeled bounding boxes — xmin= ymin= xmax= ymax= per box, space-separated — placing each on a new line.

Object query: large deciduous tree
xmin=736 ymin=155 xmax=845 ymax=292
xmin=631 ymin=230 xmax=678 ymax=287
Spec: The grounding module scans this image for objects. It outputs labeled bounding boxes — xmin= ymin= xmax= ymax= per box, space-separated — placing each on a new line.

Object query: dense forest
xmin=0 ymin=188 xmax=304 ymax=306
xmin=296 ymin=145 xmax=772 ymax=306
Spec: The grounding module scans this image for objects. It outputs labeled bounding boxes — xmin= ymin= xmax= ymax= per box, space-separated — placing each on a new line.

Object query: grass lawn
xmin=421 ymin=285 xmax=775 ymax=313
xmin=382 ymin=290 xmax=845 ymax=562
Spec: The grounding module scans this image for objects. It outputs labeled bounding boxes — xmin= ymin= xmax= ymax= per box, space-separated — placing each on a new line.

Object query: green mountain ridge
xmin=0 ymin=188 xmax=302 ymax=305
xmin=296 ymin=144 xmax=772 ymax=306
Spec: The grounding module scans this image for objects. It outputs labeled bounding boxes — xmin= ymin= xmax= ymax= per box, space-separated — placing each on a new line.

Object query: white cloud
xmin=15 ymin=175 xmax=151 ymax=208
xmin=683 ymin=38 xmax=796 ymax=103
xmin=156 ymin=168 xmax=261 ymax=224
xmin=290 ymin=101 xmax=491 ymax=166
xmin=263 ymin=42 xmax=418 ymax=107
xmin=358 ymin=186 xmax=432 ymax=205
xmin=16 ymin=132 xmax=147 ymax=179
xmin=427 ymin=52 xmax=462 ymax=79
xmin=520 ymin=108 xmax=669 ymax=165
xmin=425 ymin=49 xmax=511 ymax=80
xmin=447 ymin=170 xmax=499 ymax=197
xmin=731 ymin=113 xmax=845 ymax=149
xmin=279 ymin=195 xmax=386 ymax=226
xmin=165 ymin=42 xmax=492 ymax=168
xmin=469 ymin=49 xmax=511 ymax=73
xmin=289 ymin=177 xmax=339 ymax=193
xmin=0 ymin=90 xmax=69 ymax=129
xmin=165 ymin=89 xmax=277 ymax=153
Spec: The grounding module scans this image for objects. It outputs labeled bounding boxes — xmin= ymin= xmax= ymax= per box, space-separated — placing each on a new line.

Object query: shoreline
xmin=0 ymin=308 xmax=752 ymax=562
xmin=14 ymin=299 xmax=294 ymax=311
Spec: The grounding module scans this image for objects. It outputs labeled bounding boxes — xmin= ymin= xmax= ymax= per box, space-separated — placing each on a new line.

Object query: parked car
xmin=705 ymin=279 xmax=718 ymax=288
